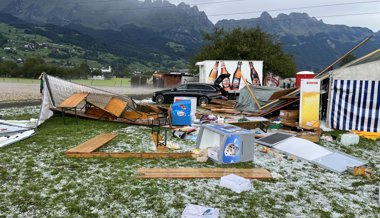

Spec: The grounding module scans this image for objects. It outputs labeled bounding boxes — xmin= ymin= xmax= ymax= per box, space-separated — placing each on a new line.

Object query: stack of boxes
xmin=280 ymin=110 xmax=299 ymax=127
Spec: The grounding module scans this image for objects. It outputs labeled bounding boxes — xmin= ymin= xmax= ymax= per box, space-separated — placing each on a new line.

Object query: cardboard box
xmin=220 ymin=174 xmax=252 ymax=193
xmin=181 ymin=204 xmax=219 ymax=218
xmin=279 ymin=110 xmax=299 ymax=120
xmin=281 ymin=119 xmax=298 ymax=127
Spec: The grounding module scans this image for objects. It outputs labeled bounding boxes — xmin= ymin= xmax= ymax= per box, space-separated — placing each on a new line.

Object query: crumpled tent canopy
xmin=38 ymin=74 xmax=136 ymax=126
xmin=235 ymin=85 xmax=284 ymax=112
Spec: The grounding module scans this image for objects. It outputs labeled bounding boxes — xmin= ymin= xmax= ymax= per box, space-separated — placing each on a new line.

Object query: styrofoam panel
xmin=312 ymin=152 xmax=367 ymax=173
xmin=273 ymin=137 xmax=333 ymax=161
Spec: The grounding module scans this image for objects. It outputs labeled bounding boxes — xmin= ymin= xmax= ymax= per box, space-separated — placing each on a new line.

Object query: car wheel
xmin=198 ymin=96 xmax=209 ymax=105
xmin=155 ymin=94 xmax=165 ymax=104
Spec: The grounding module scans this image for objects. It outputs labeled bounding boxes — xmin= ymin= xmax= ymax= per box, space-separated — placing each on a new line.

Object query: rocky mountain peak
xmin=259 ymin=11 xmax=272 ymax=21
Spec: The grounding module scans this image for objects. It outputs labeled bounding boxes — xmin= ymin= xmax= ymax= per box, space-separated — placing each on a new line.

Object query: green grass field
xmin=0 ymin=106 xmax=379 ymax=217
xmin=71 ymin=78 xmax=131 ymax=87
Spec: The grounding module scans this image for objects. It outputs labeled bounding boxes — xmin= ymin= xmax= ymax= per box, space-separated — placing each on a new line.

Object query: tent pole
xmin=241 ymin=74 xmax=261 ymax=110
xmin=260 ymin=35 xmax=373 ymax=110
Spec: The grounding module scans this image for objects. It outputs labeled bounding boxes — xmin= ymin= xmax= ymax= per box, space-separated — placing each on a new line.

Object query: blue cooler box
xmin=171 ymin=100 xmax=191 ymax=126
xmin=196 ymin=123 xmax=255 ymax=164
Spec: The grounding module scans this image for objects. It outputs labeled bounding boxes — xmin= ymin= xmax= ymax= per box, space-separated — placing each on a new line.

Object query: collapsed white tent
xmin=38 ymin=73 xmax=136 ymax=126
xmin=1 ymin=73 xmax=137 ymax=148
xmin=327 ymin=49 xmax=380 ymax=132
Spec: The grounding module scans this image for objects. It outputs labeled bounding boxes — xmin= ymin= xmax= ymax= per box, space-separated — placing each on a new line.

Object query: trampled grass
xmin=0 ymin=106 xmax=379 ymax=217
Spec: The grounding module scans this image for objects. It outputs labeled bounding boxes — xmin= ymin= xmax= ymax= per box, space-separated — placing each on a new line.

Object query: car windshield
xmin=177 ymin=84 xmax=187 ymax=90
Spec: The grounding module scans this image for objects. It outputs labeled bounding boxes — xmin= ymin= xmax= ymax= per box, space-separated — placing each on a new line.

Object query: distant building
xmin=100 ymin=66 xmax=112 ymax=79
xmin=131 ymin=71 xmax=148 ymax=87
xmin=152 ymin=70 xmax=193 ymax=88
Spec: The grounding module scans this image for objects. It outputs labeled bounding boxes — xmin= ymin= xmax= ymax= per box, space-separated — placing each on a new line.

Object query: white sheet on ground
xmin=0 ymin=130 xmax=35 ymax=148
xmin=273 ymin=137 xmax=333 ymax=161
xmin=312 ymin=152 xmax=367 ymax=173
xmin=0 ymin=124 xmax=30 ymax=135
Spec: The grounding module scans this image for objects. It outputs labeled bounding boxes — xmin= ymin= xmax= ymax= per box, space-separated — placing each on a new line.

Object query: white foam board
xmin=273 ymin=137 xmax=333 ymax=161
xmin=220 ymin=174 xmax=252 ymax=193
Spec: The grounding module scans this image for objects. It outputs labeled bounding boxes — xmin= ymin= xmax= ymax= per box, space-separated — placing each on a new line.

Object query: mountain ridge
xmin=1 ymin=1 xmax=380 ymax=72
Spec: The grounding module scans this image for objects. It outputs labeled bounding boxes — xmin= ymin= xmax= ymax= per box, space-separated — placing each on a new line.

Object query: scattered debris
xmin=220 ymin=174 xmax=252 ymax=193
xmin=352 ymin=131 xmax=380 ymax=141
xmin=182 ymin=204 xmax=219 ymax=218
xmin=191 ymin=148 xmax=208 ymax=162
xmin=347 ymin=166 xmax=372 ymax=176
xmin=340 ymin=133 xmax=360 ymax=146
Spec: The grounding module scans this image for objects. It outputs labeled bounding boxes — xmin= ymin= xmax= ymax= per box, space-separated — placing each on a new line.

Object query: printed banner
xmin=300 ymin=79 xmax=320 ymax=129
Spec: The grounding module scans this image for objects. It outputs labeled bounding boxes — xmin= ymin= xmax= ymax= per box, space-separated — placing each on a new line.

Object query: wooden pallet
xmin=136 ymin=168 xmax=272 ymax=179
xmin=65 ymin=133 xmax=118 ymax=154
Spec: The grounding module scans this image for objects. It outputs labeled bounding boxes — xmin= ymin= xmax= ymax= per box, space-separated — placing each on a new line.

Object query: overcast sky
xmin=168 ymin=0 xmax=380 ymax=31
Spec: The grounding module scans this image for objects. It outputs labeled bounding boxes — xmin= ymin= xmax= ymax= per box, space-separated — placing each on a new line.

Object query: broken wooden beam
xmin=136 ymin=168 xmax=272 ymax=179
xmin=65 ymin=152 xmax=192 ymax=158
xmin=210 ymin=99 xmax=236 ymax=107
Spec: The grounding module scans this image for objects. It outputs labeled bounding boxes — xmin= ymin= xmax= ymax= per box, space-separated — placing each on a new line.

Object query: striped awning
xmin=328 ymin=80 xmax=380 ymax=132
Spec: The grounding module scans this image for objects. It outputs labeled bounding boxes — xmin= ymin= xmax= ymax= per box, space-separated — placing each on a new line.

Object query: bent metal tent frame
xmin=327 ymin=49 xmax=380 ymax=132
xmin=38 ymin=73 xmax=162 ymax=127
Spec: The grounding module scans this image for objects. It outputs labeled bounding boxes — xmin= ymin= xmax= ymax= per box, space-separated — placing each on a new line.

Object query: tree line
xmin=0 ymin=56 xmax=101 ymax=79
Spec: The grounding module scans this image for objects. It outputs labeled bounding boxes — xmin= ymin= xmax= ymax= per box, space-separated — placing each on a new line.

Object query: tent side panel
xmin=328 ymin=79 xmax=379 ymax=132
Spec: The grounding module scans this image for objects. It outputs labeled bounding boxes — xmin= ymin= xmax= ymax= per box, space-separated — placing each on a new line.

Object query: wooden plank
xmin=104 ymin=97 xmax=127 ymax=117
xmin=210 ymin=108 xmax=241 ymax=114
xmin=268 ymin=88 xmax=297 ymax=101
xmin=65 ymin=133 xmax=118 ymax=154
xmin=279 ymin=96 xmax=299 ymax=100
xmin=229 ymin=121 xmax=269 ymax=130
xmin=258 ymin=98 xmax=299 ymax=117
xmin=210 ymin=99 xmax=236 ymax=107
xmin=58 ymin=92 xmax=88 ymax=108
xmin=201 ymin=104 xmax=233 ymax=110
xmin=65 ymin=152 xmax=193 ymax=158
xmin=136 ymin=168 xmax=272 ymax=179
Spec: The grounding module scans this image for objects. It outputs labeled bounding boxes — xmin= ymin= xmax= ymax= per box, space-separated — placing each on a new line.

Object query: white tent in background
xmin=327 ymin=49 xmax=380 ymax=132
